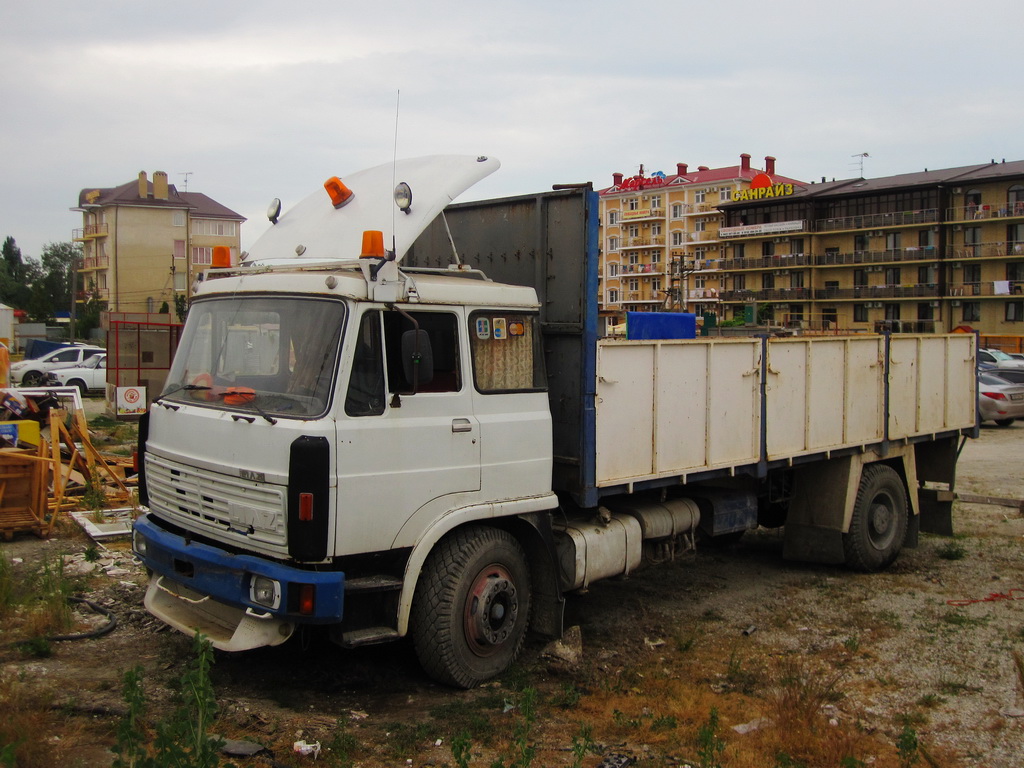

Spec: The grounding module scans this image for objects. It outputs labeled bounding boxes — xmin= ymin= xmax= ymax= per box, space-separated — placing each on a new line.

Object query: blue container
xmin=626 ymin=312 xmax=696 ymax=340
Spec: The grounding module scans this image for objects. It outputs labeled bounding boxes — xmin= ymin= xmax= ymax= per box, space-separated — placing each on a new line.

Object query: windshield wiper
xmin=154 ymin=383 xmax=211 ymax=405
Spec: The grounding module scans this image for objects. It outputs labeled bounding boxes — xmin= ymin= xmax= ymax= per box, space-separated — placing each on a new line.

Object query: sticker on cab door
xmin=475 ymin=317 xmax=491 ymax=339
xmin=492 ymin=317 xmax=507 ymax=340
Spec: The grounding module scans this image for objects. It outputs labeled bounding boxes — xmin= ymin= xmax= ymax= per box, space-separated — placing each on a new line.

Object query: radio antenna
xmin=392 ymin=90 xmax=400 ymax=256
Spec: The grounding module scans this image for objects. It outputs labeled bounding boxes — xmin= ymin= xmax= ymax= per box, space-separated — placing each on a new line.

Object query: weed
xmin=696 ymin=707 xmax=725 ymax=768
xmin=896 ymin=726 xmax=920 ymax=767
xmin=83 ymin=544 xmax=101 ymax=562
xmin=451 ymin=731 xmax=473 ymax=768
xmin=650 ymin=714 xmax=678 ymax=732
xmin=551 ymin=682 xmax=583 ymax=710
xmin=82 ymin=476 xmax=108 ymax=512
xmin=724 ymin=647 xmax=760 ymax=694
xmin=895 ymin=710 xmax=928 ymax=728
xmin=936 ymin=540 xmax=968 ymax=560
xmin=916 ymin=693 xmax=945 ymax=709
xmin=323 ymin=719 xmax=359 ymax=768
xmin=384 ymin=721 xmax=433 ymax=758
xmin=937 ymin=678 xmax=981 ymax=696
xmin=612 ymin=708 xmax=642 ymax=728
xmin=840 ymin=758 xmax=868 ymax=768
xmin=491 ymin=687 xmax=538 ymax=768
xmin=675 ymin=628 xmax=698 ymax=653
xmin=843 ymin=636 xmax=860 ymax=653
xmin=768 ymin=656 xmax=845 ymax=731
xmin=570 ymin=724 xmax=594 ymax=768
xmin=16 ymin=637 xmax=52 ymax=658
xmin=112 ymin=633 xmax=225 ymax=768
xmin=774 ymin=753 xmax=808 ymax=768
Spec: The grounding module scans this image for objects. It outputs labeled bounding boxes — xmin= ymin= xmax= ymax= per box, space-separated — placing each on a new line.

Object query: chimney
xmin=676 ymin=163 xmax=688 ymax=176
xmin=765 ymin=156 xmax=776 ymax=176
xmin=698 ymin=166 xmax=709 ymax=172
xmin=740 ymin=153 xmax=751 ymax=172
xmin=153 ymin=171 xmax=169 ymax=200
xmin=612 ymin=172 xmax=623 ymax=186
xmin=138 ymin=171 xmax=148 ymax=198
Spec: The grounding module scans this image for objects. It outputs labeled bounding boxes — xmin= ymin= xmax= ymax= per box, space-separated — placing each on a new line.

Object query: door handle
xmin=452 ymin=418 xmax=473 ymax=433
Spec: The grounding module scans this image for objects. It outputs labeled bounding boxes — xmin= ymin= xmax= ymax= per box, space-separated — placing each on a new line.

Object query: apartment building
xmin=72 ymin=171 xmax=245 ymax=314
xmin=717 ymin=160 xmax=1024 ymax=333
xmin=597 ymin=154 xmax=803 ymax=324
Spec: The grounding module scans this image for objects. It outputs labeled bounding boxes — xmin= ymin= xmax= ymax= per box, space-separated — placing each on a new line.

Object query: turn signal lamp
xmin=212 ymin=246 xmax=231 ymax=268
xmin=324 ymin=176 xmax=354 ymax=208
xmin=360 ymin=230 xmax=385 ymax=258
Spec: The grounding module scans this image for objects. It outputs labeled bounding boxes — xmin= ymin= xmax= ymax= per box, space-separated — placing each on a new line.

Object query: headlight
xmin=250 ymin=576 xmax=281 ymax=609
xmin=132 ymin=530 xmax=148 ymax=557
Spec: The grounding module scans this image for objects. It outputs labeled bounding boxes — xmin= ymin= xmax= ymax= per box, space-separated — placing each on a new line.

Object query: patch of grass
xmin=383 ymin=720 xmax=434 ymax=758
xmin=550 ymin=682 xmax=583 ymax=710
xmin=0 ymin=671 xmax=79 ymax=768
xmin=937 ymin=677 xmax=982 ymax=696
xmin=916 ymin=693 xmax=945 ymax=708
xmin=843 ymin=636 xmax=860 ymax=653
xmin=940 ymin=611 xmax=989 ymax=628
xmin=936 ymin=540 xmax=968 ymax=560
xmin=695 ymin=707 xmax=725 ymax=768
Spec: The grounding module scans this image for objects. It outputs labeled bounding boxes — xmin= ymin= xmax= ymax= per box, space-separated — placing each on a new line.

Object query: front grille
xmin=145 ymin=453 xmax=287 ymax=548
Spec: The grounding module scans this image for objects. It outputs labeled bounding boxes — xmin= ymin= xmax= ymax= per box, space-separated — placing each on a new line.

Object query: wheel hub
xmin=465 ymin=570 xmax=519 ymax=654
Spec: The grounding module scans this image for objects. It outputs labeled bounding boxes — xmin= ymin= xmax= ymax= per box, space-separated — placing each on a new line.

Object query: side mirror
xmin=401 ymin=329 xmax=434 ymax=390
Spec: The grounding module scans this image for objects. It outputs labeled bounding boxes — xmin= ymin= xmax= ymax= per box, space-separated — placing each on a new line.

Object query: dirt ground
xmin=1 ymin=411 xmax=1023 ymax=767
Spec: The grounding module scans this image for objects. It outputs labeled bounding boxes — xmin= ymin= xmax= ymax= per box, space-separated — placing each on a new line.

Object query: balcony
xmin=80 ymin=255 xmax=110 ymax=270
xmin=719 ymin=288 xmax=813 ymax=302
xmin=948 ymin=281 xmax=1024 ymax=298
xmin=719 ymin=253 xmax=810 ymax=270
xmin=814 ymin=209 xmax=939 ymax=232
xmin=947 ymin=202 xmax=1024 ymax=221
xmin=814 ymin=284 xmax=941 ymax=300
xmin=946 ymin=241 xmax=1024 ymax=260
xmin=72 ymin=224 xmax=109 ymax=241
xmin=621 ymin=236 xmax=666 ymax=249
xmin=815 ymin=247 xmax=938 ymax=267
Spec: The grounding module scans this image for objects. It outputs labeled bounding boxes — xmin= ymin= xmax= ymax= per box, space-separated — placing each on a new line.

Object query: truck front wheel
xmin=843 ymin=464 xmax=908 ymax=572
xmin=412 ymin=526 xmax=531 ymax=688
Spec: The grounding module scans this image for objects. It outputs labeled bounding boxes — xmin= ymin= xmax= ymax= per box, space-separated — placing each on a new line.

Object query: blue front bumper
xmin=133 ymin=513 xmax=345 ymax=623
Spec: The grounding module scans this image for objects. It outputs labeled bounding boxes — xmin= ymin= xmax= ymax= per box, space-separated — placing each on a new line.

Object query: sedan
xmin=977 ymin=348 xmax=1024 ymax=369
xmin=45 ymin=354 xmax=107 ymax=395
xmin=978 ymin=371 xmax=1024 ymax=426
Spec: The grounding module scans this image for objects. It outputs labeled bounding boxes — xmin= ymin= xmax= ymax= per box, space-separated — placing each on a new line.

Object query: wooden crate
xmin=0 ymin=445 xmax=49 ymax=540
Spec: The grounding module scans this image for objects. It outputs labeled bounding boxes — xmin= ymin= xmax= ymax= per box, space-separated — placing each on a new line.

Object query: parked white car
xmin=44 ymin=353 xmax=107 ymax=395
xmin=10 ymin=345 xmax=105 ymax=386
xmin=977 ymin=348 xmax=1024 ymax=370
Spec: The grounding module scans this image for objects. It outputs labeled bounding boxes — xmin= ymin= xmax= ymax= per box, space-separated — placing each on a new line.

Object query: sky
xmin=2 ymin=0 xmax=1023 ymax=261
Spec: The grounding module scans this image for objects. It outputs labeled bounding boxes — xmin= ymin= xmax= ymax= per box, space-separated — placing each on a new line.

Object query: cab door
xmin=334 ymin=307 xmax=480 ymax=556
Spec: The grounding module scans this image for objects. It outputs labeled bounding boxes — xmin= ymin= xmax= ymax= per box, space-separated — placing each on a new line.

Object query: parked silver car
xmin=977 ymin=348 xmax=1024 ymax=370
xmin=978 ymin=371 xmax=1024 ymax=426
xmin=11 ymin=344 xmax=105 ymax=386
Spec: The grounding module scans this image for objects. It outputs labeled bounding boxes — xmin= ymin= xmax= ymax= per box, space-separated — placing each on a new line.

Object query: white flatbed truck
xmin=133 ymin=155 xmax=978 ymax=687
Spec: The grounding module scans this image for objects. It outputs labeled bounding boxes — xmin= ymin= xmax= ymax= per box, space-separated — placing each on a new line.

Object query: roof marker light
xmin=324 ymin=176 xmax=354 ymax=208
xmin=212 ymin=246 xmax=231 ymax=268
xmin=360 ymin=230 xmax=385 ymax=259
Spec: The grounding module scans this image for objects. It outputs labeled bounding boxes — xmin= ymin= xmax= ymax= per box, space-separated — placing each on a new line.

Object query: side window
xmin=469 ymin=312 xmax=545 ymax=393
xmin=345 ymin=311 xmax=385 ymax=416
xmin=383 ymin=311 xmax=461 ymax=394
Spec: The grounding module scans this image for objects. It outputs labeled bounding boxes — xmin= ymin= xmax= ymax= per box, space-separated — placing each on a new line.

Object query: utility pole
xmin=69 ymin=255 xmax=79 ymax=341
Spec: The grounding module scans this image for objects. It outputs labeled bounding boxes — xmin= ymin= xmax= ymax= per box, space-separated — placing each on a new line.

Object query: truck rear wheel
xmin=412 ymin=526 xmax=531 ymax=688
xmin=843 ymin=464 xmax=908 ymax=572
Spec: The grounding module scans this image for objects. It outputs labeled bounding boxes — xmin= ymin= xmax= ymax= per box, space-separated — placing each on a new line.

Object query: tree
xmin=0 ymin=236 xmax=30 ymax=307
xmin=24 ymin=241 xmax=81 ymax=323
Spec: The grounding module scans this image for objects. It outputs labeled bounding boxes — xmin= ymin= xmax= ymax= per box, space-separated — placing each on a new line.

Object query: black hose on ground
xmin=46 ymin=596 xmax=118 ymax=642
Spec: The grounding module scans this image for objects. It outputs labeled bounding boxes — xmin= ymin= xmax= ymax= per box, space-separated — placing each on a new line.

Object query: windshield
xmin=988 ymin=349 xmax=1012 ymax=361
xmin=162 ymin=295 xmax=346 ymax=419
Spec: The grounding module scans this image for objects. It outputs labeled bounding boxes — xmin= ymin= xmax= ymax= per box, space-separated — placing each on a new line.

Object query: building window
xmin=671 ymin=231 xmax=684 ymax=246
xmin=627 ymin=198 xmax=639 ymax=211
xmin=628 ymin=279 xmax=639 ymax=292
xmin=1006 ymin=301 xmax=1024 ymax=322
xmin=192 ymin=219 xmax=237 ymax=237
xmin=608 ymin=210 xmax=619 ymax=226
xmin=173 ymin=240 xmax=185 ymax=259
xmin=791 ymin=271 xmax=804 ymax=288
xmin=695 ymin=219 xmax=706 ymax=233
xmin=629 ymin=225 xmax=639 ymax=239
xmin=762 ymin=273 xmax=775 ymax=289
xmin=734 ymin=274 xmax=746 ymax=290
xmin=651 ymin=223 xmax=662 ymax=237
xmin=720 ymin=189 xmax=731 ymax=202
xmin=671 ymin=203 xmax=685 ymax=218
xmin=192 ymin=247 xmax=213 ymax=265
xmin=762 ymin=241 xmax=775 ymax=257
xmin=650 ymin=195 xmax=662 ymax=208
xmin=628 ymin=252 xmax=639 ymax=265
xmin=884 ymin=267 xmax=901 ymax=286
xmin=885 ymin=303 xmax=901 ymax=320
xmin=885 ymin=232 xmax=902 ymax=251
xmin=963 ymin=301 xmax=980 ymax=322
xmin=173 ymin=212 xmax=185 ymax=227
xmin=608 ymin=289 xmax=619 ymax=304
xmin=608 ymin=236 xmax=619 ymax=252
xmin=651 ymin=278 xmax=662 ymax=294
xmin=853 ymin=268 xmax=868 ymax=287
xmin=854 ymin=304 xmax=869 ymax=322
xmin=609 ymin=263 xmax=619 ymax=277
xmin=695 ymin=190 xmax=706 ymax=204
xmin=790 ymin=238 xmax=804 ymax=255
xmin=651 ymin=250 xmax=661 ymax=264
